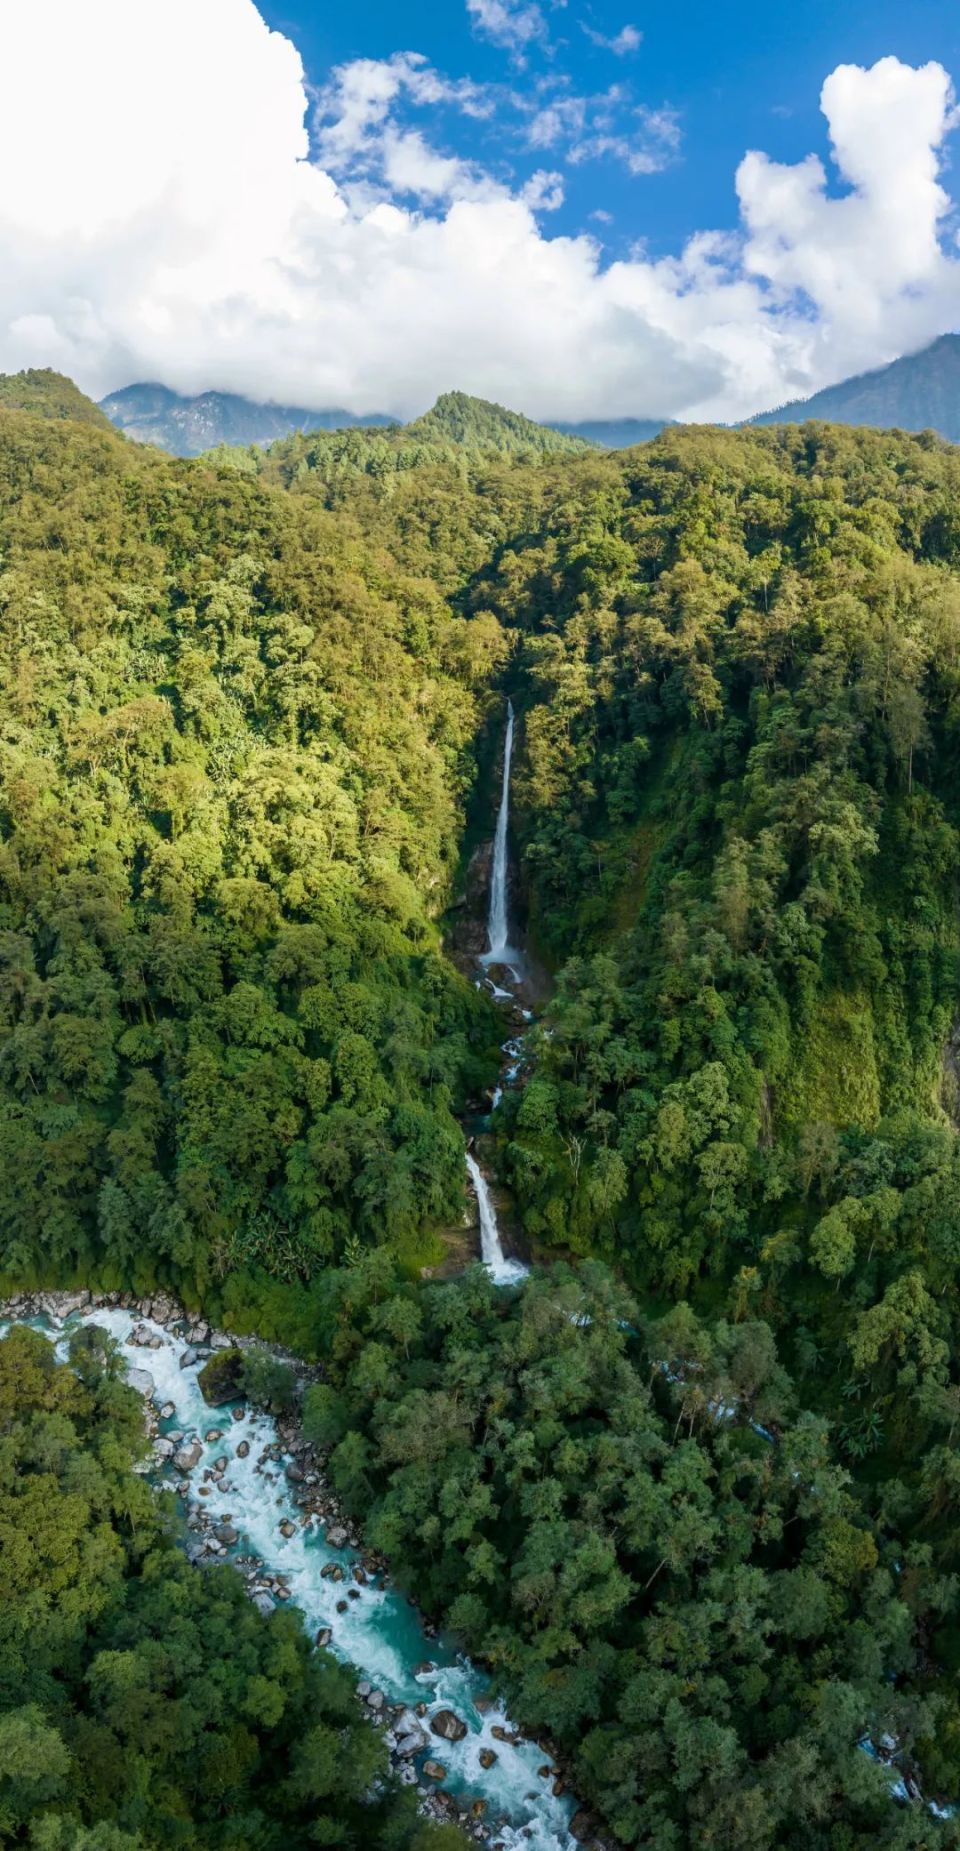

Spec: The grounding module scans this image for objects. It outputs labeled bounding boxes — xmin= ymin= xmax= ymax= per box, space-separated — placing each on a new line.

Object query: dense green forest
xmin=0 ymin=1319 xmax=462 ymax=1850
xmin=0 ymin=391 xmax=509 ymax=1300
xmin=9 ymin=375 xmax=960 ymax=1845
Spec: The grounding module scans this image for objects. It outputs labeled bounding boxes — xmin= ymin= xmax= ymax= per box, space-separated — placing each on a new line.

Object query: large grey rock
xmin=153 ymin=1438 xmax=175 ymax=1460
xmin=430 ymin=1710 xmax=468 ymax=1744
xmin=128 ymin=1368 xmax=155 ymax=1397
xmin=251 ymin=1591 xmax=275 ymax=1616
xmin=214 ymin=1523 xmax=239 ymax=1546
xmin=173 ymin=1440 xmax=203 ymax=1472
xmin=179 ymin=1346 xmax=198 ymax=1369
xmin=394 ymin=1727 xmax=428 ymax=1759
xmin=46 ymin=1290 xmax=91 ymax=1317
xmin=325 ymin=1524 xmax=349 ymax=1549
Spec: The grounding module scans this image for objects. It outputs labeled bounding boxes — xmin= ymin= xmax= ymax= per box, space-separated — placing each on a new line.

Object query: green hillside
xmin=7 ymin=390 xmax=960 ymax=1846
xmin=404 ymin=389 xmax=593 ymax=456
xmin=0 ymin=366 xmax=113 ymax=428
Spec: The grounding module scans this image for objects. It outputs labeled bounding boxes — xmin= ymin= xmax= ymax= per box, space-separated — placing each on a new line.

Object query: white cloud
xmin=570 ymin=103 xmax=682 ymax=174
xmin=583 ymin=23 xmax=642 ymax=55
xmin=521 ymin=169 xmax=566 ymax=211
xmin=0 ymin=8 xmax=958 ymax=425
xmin=466 ymin=0 xmax=547 ymax=57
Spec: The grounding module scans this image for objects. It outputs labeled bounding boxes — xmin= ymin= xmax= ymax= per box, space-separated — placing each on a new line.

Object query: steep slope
xmin=751 ymin=332 xmax=960 ymax=438
xmin=100 ymin=381 xmax=394 ymax=454
xmin=0 ymin=366 xmax=113 ymax=428
xmin=0 ymin=399 xmax=503 ymax=1310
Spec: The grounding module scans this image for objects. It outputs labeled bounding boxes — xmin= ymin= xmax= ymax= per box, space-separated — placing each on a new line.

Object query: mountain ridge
xmin=751 ymin=331 xmax=960 ymax=439
xmin=100 ymin=380 xmax=396 ymax=456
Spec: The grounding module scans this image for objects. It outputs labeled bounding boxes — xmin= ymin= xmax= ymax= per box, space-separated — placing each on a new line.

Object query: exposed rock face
xmin=173 ymin=1440 xmax=202 ymax=1473
xmin=422 ymin=1760 xmax=448 ymax=1782
xmin=430 ymin=1709 xmax=468 ymax=1743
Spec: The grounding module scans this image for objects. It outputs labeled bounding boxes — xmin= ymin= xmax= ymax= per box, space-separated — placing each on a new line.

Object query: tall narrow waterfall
xmin=466 ymin=1150 xmax=528 ymax=1286
xmin=485 ymin=698 xmax=514 ymax=961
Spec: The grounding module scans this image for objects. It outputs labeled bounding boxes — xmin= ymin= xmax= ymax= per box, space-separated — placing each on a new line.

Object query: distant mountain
xmin=751 ymin=334 xmax=960 ymax=441
xmin=404 ymin=391 xmax=592 ymax=458
xmin=549 ymin=416 xmax=669 ymax=448
xmin=0 ymin=368 xmax=113 ymax=429
xmin=98 ymin=381 xmax=669 ymax=460
xmin=100 ymin=383 xmax=395 ymax=457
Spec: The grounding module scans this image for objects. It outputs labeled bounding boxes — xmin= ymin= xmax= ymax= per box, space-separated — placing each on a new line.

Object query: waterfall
xmin=484 ymin=699 xmax=514 ymax=963
xmin=466 ymin=1150 xmax=528 ymax=1286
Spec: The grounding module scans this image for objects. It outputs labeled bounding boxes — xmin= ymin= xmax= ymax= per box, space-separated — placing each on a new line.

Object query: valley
xmin=6 ymin=372 xmax=960 ymax=1849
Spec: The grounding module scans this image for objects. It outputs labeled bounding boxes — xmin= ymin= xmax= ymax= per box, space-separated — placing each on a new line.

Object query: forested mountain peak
xmin=0 ymin=366 xmax=113 ymax=429
xmin=751 ymin=331 xmax=960 ymax=439
xmin=405 ymin=388 xmax=593 ymax=456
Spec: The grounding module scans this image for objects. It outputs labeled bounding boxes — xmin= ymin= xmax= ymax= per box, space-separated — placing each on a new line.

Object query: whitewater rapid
xmin=4 ymin=1305 xmax=577 ymax=1851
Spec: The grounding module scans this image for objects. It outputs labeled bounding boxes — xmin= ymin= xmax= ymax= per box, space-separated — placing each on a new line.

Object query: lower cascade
xmin=466 ymin=1150 xmax=529 ymax=1286
xmin=3 ymin=1302 xmax=577 ymax=1851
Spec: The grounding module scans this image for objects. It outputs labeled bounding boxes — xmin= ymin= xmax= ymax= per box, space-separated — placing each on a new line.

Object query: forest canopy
xmin=8 ymin=376 xmax=960 ymax=1846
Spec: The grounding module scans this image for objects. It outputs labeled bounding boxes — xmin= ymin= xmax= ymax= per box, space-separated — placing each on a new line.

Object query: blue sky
xmin=2 ymin=1 xmax=960 ymax=421
xmin=265 ymin=0 xmax=960 ymax=260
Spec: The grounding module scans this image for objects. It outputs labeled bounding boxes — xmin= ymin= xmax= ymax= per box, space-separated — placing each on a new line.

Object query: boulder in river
xmin=394 ymin=1725 xmax=428 ymax=1758
xmin=173 ymin=1440 xmax=203 ymax=1472
xmin=422 ymin=1760 xmax=448 ymax=1783
xmin=214 ymin=1523 xmax=239 ymax=1547
xmin=325 ymin=1523 xmax=349 ymax=1549
xmin=315 ymin=1627 xmax=333 ymax=1649
xmin=197 ymin=1349 xmax=245 ymax=1405
xmin=251 ymin=1591 xmax=274 ymax=1616
xmin=128 ymin=1368 xmax=155 ymax=1398
xmin=479 ymin=1748 xmax=498 ymax=1769
xmin=431 ymin=1709 xmax=468 ymax=1744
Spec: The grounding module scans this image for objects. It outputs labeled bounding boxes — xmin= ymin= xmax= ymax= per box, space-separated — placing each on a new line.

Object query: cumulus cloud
xmin=0 ymin=6 xmax=958 ymax=423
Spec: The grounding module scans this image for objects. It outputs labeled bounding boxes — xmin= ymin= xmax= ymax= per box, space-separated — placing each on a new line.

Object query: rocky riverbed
xmin=0 ymin=1289 xmax=600 ymax=1851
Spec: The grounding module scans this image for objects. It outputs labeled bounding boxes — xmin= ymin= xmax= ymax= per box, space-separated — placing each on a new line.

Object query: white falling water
xmin=481 ymin=699 xmax=518 ymax=970
xmin=466 ymin=1150 xmax=528 ymax=1287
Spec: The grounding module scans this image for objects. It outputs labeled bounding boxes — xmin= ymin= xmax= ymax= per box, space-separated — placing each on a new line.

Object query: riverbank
xmin=0 ymin=1288 xmax=597 ymax=1851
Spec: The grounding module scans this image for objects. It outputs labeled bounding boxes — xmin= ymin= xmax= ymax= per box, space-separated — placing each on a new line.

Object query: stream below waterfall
xmin=2 ymin=1301 xmax=579 ymax=1851
xmin=1 ymin=704 xmax=581 ymax=1850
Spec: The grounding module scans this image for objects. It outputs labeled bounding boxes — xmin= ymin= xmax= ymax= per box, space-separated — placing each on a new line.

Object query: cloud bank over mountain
xmin=0 ymin=0 xmax=958 ymax=421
